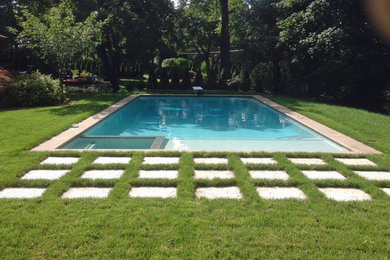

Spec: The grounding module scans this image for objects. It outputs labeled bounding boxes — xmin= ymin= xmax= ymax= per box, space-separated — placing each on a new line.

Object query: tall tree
xmin=219 ymin=0 xmax=231 ymax=80
xmin=16 ymin=1 xmax=102 ymax=92
xmin=276 ymin=0 xmax=390 ymax=111
xmin=96 ymin=0 xmax=174 ymax=92
xmin=176 ymin=0 xmax=219 ymax=78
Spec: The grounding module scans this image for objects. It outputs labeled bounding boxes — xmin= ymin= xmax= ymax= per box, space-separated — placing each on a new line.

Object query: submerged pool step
xmin=60 ymin=136 xmax=166 ymax=149
xmin=151 ymin=136 xmax=165 ymax=149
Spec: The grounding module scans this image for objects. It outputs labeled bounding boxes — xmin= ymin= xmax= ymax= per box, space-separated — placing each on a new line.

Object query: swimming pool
xmin=59 ymin=96 xmax=349 ymax=151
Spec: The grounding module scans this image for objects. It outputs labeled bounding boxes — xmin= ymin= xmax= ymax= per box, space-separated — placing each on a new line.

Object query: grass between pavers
xmin=0 ymin=91 xmax=390 ymax=258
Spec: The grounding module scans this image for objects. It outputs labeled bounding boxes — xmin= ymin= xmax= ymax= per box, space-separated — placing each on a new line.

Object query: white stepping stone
xmin=382 ymin=188 xmax=390 ymax=196
xmin=129 ymin=187 xmax=177 ymax=198
xmin=195 ymin=187 xmax=242 ymax=199
xmin=256 ymin=187 xmax=307 ymax=200
xmin=143 ymin=157 xmax=180 ymax=164
xmin=81 ymin=170 xmax=124 ymax=180
xmin=240 ymin=158 xmax=277 ymax=164
xmin=40 ymin=157 xmax=79 ymax=165
xmin=249 ymin=170 xmax=289 ymax=180
xmin=21 ymin=170 xmax=70 ymax=180
xmin=301 ymin=170 xmax=346 ymax=180
xmin=193 ymin=158 xmax=228 ymax=164
xmin=334 ymin=158 xmax=376 ymax=166
xmin=194 ymin=170 xmax=234 ymax=180
xmin=92 ymin=157 xmax=131 ymax=164
xmin=138 ymin=170 xmax=178 ymax=179
xmin=353 ymin=171 xmax=390 ymax=181
xmin=318 ymin=188 xmax=371 ymax=201
xmin=0 ymin=188 xmax=46 ymax=199
xmin=288 ymin=158 xmax=326 ymax=165
xmin=62 ymin=187 xmax=112 ymax=198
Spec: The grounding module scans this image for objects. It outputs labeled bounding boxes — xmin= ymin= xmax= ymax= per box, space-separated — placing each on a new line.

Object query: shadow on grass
xmin=262 ymin=94 xmax=310 ymax=113
xmin=35 ymin=93 xmax=131 ymax=116
xmin=35 ymin=104 xmax=106 ymax=116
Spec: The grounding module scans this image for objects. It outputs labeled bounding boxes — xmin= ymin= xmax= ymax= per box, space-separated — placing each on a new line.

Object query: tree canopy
xmin=1 ymin=0 xmax=390 ymax=112
xmin=15 ymin=1 xmax=102 ymax=90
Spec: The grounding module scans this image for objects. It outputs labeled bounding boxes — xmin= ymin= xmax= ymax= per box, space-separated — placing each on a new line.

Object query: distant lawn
xmin=0 ymin=90 xmax=390 ymax=258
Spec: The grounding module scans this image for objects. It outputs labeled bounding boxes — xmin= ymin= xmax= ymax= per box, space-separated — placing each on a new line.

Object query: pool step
xmin=151 ymin=136 xmax=165 ymax=149
xmin=65 ymin=135 xmax=166 ymax=149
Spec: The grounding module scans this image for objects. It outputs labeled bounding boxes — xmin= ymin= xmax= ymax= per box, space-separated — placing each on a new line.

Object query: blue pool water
xmin=60 ymin=96 xmax=348 ymax=151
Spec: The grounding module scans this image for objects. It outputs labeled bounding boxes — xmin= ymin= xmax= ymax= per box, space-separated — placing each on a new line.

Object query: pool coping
xmin=31 ymin=94 xmax=381 ymax=154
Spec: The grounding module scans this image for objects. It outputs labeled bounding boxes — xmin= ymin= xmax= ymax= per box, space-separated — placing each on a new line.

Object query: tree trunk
xmin=58 ymin=66 xmax=67 ymax=103
xmin=219 ymin=0 xmax=230 ymax=81
xmin=97 ymin=43 xmax=120 ymax=93
xmin=205 ymin=55 xmax=210 ymax=79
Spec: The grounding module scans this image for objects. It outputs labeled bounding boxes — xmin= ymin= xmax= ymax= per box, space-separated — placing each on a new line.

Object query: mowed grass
xmin=0 ymin=91 xmax=390 ymax=258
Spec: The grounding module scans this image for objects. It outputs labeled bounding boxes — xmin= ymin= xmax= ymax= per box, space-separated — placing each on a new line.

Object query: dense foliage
xmin=0 ymin=70 xmax=65 ymax=108
xmin=241 ymin=0 xmax=390 ymax=112
xmin=0 ymin=0 xmax=390 ymax=112
xmin=15 ymin=2 xmax=102 ymax=93
xmin=0 ymin=67 xmax=15 ymax=108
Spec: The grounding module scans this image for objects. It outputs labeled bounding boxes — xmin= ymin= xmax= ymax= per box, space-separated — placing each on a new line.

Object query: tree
xmin=176 ymin=0 xmax=219 ymax=79
xmin=16 ymin=1 xmax=102 ymax=93
xmin=240 ymin=0 xmax=282 ymax=93
xmin=276 ymin=0 xmax=390 ymax=111
xmin=219 ymin=0 xmax=231 ymax=80
xmin=96 ymin=0 xmax=174 ymax=92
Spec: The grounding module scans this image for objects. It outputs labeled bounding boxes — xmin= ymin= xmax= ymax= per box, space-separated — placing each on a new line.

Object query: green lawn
xmin=0 ymin=91 xmax=390 ymax=258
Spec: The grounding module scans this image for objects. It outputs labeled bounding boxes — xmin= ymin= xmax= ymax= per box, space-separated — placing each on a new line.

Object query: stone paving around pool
xmin=1 ymin=156 xmax=389 ymax=202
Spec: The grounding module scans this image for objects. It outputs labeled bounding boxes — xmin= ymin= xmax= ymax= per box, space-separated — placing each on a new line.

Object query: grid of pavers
xmin=1 ymin=155 xmax=389 ymax=201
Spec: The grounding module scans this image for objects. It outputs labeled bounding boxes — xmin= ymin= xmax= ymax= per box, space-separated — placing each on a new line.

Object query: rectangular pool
xmin=60 ymin=96 xmax=348 ymax=151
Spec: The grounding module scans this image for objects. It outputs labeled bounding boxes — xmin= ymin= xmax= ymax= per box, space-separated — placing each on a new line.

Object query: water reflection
xmin=84 ymin=96 xmax=317 ymax=140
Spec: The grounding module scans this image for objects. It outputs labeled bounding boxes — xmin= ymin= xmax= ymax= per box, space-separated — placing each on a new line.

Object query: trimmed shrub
xmin=162 ymin=58 xmax=192 ymax=74
xmin=250 ymin=62 xmax=274 ymax=93
xmin=13 ymin=71 xmax=65 ymax=107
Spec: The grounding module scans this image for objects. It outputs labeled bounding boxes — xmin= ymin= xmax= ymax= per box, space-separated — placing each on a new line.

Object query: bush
xmin=13 ymin=71 xmax=66 ymax=107
xmin=180 ymin=71 xmax=192 ymax=89
xmin=194 ymin=68 xmax=203 ymax=86
xmin=205 ymin=67 xmax=217 ymax=89
xmin=170 ymin=68 xmax=180 ymax=88
xmin=250 ymin=62 xmax=274 ymax=93
xmin=148 ymin=67 xmax=158 ymax=89
xmin=161 ymin=58 xmax=192 ymax=74
xmin=0 ymin=67 xmax=17 ymax=108
xmin=241 ymin=68 xmax=251 ymax=92
xmin=227 ymin=76 xmax=241 ymax=91
xmin=217 ymin=68 xmax=227 ymax=89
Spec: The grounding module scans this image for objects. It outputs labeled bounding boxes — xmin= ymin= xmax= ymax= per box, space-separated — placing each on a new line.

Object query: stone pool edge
xmin=31 ymin=94 xmax=381 ymax=154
